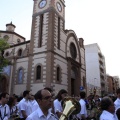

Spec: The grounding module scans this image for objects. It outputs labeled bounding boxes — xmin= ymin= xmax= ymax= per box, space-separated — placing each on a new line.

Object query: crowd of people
xmin=0 ymin=87 xmax=120 ymax=120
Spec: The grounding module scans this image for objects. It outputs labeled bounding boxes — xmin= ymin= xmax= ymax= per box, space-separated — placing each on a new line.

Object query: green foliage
xmin=0 ymin=38 xmax=9 ymax=51
xmin=0 ymin=38 xmax=10 ymax=72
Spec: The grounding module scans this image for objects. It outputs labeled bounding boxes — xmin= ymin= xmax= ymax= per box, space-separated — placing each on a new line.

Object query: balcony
xmin=98 ymin=52 xmax=103 ymax=58
xmin=101 ymin=79 xmax=105 ymax=85
xmin=99 ymin=58 xmax=103 ymax=64
xmin=100 ymin=65 xmax=104 ymax=72
xmin=100 ymin=72 xmax=104 ymax=79
xmin=101 ymin=87 xmax=105 ymax=92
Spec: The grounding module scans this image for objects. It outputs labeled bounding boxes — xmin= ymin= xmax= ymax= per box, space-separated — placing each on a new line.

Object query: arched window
xmin=17 ymin=39 xmax=21 ymax=43
xmin=70 ymin=42 xmax=77 ymax=59
xmin=3 ymin=35 xmax=9 ymax=41
xmin=36 ymin=65 xmax=41 ymax=80
xmin=18 ymin=68 xmax=23 ymax=84
xmin=18 ymin=49 xmax=22 ymax=57
xmin=5 ymin=52 xmax=9 ymax=57
xmin=57 ymin=67 xmax=60 ymax=81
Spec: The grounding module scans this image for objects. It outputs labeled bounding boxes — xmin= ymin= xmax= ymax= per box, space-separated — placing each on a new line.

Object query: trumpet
xmin=59 ymin=97 xmax=81 ymax=120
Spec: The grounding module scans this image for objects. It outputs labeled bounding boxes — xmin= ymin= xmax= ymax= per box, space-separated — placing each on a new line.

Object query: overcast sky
xmin=0 ymin=0 xmax=120 ymax=78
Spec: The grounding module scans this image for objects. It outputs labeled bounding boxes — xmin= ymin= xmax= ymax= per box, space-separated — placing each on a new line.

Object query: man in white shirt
xmin=100 ymin=96 xmax=118 ymax=120
xmin=29 ymin=94 xmax=39 ymax=113
xmin=0 ymin=92 xmax=10 ymax=120
xmin=26 ymin=89 xmax=57 ymax=120
xmin=18 ymin=90 xmax=32 ymax=120
xmin=114 ymin=88 xmax=120 ymax=112
xmin=53 ymin=89 xmax=68 ymax=118
xmin=77 ymin=91 xmax=87 ymax=120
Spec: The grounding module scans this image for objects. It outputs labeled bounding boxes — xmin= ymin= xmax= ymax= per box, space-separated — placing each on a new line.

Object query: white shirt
xmin=53 ymin=99 xmax=63 ymax=118
xmin=100 ymin=110 xmax=118 ymax=120
xmin=26 ymin=107 xmax=58 ymax=120
xmin=77 ymin=99 xmax=87 ymax=119
xmin=0 ymin=104 xmax=10 ymax=120
xmin=9 ymin=105 xmax=18 ymax=117
xmin=53 ymin=99 xmax=63 ymax=113
xmin=114 ymin=98 xmax=120 ymax=111
xmin=18 ymin=98 xmax=32 ymax=118
xmin=30 ymin=100 xmax=39 ymax=113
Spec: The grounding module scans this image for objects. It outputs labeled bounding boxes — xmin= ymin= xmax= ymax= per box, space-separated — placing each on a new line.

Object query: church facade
xmin=0 ymin=0 xmax=86 ymax=96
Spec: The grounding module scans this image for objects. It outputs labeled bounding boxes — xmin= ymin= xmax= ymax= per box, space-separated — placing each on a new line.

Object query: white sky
xmin=0 ymin=0 xmax=120 ymax=77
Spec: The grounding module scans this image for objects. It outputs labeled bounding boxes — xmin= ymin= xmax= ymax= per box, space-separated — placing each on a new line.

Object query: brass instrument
xmin=59 ymin=97 xmax=81 ymax=120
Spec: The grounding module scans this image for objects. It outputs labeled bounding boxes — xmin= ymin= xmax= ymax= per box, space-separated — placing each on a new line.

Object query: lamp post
xmin=93 ymin=78 xmax=97 ymax=95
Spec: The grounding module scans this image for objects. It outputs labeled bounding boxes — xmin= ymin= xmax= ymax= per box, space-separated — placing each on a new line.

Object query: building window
xmin=18 ymin=68 xmax=23 ymax=84
xmin=18 ymin=49 xmax=22 ymax=57
xmin=3 ymin=35 xmax=9 ymax=41
xmin=57 ymin=67 xmax=60 ymax=81
xmin=17 ymin=39 xmax=21 ymax=43
xmin=83 ymin=76 xmax=86 ymax=88
xmin=70 ymin=42 xmax=77 ymax=59
xmin=5 ymin=52 xmax=9 ymax=57
xmin=36 ymin=65 xmax=41 ymax=80
xmin=39 ymin=14 xmax=43 ymax=47
xmin=58 ymin=17 xmax=60 ymax=49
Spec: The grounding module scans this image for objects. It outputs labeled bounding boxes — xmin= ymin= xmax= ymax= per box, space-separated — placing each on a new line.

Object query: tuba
xmin=59 ymin=97 xmax=81 ymax=120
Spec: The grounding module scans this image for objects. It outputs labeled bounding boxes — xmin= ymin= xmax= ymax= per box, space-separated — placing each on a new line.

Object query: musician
xmin=77 ymin=91 xmax=87 ymax=120
xmin=114 ymin=88 xmax=120 ymax=112
xmin=18 ymin=90 xmax=32 ymax=120
xmin=53 ymin=89 xmax=68 ymax=118
xmin=100 ymin=96 xmax=118 ymax=120
xmin=26 ymin=89 xmax=57 ymax=120
xmin=7 ymin=96 xmax=18 ymax=119
xmin=0 ymin=92 xmax=10 ymax=120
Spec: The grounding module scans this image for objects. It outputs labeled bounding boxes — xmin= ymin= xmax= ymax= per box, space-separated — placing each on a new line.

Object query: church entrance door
xmin=0 ymin=76 xmax=8 ymax=93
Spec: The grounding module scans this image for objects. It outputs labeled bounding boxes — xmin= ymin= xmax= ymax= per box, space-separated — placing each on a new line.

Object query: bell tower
xmin=27 ymin=0 xmax=66 ymax=90
xmin=29 ymin=0 xmax=65 ymax=53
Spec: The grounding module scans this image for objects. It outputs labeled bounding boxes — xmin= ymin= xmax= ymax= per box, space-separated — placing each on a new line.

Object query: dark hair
xmin=18 ymin=96 xmax=23 ymax=102
xmin=55 ymin=89 xmax=67 ymax=101
xmin=23 ymin=90 xmax=30 ymax=97
xmin=80 ymin=91 xmax=86 ymax=99
xmin=101 ymin=96 xmax=112 ymax=110
xmin=34 ymin=90 xmax=42 ymax=100
xmin=116 ymin=88 xmax=120 ymax=94
xmin=0 ymin=92 xmax=9 ymax=100
xmin=7 ymin=97 xmax=15 ymax=109
xmin=44 ymin=87 xmax=53 ymax=93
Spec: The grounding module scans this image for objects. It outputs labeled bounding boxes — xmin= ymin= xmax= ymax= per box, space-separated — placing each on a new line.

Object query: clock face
xmin=56 ymin=2 xmax=62 ymax=12
xmin=39 ymin=0 xmax=47 ymax=8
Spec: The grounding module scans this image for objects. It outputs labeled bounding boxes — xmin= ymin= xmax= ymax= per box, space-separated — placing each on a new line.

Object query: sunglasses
xmin=42 ymin=95 xmax=53 ymax=100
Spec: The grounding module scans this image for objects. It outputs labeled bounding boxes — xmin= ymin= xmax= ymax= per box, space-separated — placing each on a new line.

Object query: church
xmin=0 ymin=0 xmax=86 ymax=96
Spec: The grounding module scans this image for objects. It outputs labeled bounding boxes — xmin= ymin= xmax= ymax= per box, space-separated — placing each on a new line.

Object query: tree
xmin=0 ymin=38 xmax=10 ymax=73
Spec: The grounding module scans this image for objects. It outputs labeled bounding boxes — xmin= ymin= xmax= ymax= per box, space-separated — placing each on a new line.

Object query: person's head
xmin=80 ymin=91 xmax=86 ymax=99
xmin=116 ymin=88 xmax=120 ymax=98
xmin=55 ymin=89 xmax=68 ymax=101
xmin=75 ymin=95 xmax=80 ymax=101
xmin=30 ymin=94 xmax=35 ymax=101
xmin=0 ymin=92 xmax=9 ymax=105
xmin=44 ymin=87 xmax=54 ymax=96
xmin=101 ymin=96 xmax=115 ymax=114
xmin=23 ymin=90 xmax=31 ymax=100
xmin=13 ymin=95 xmax=18 ymax=103
xmin=34 ymin=89 xmax=53 ymax=111
xmin=7 ymin=96 xmax=17 ymax=108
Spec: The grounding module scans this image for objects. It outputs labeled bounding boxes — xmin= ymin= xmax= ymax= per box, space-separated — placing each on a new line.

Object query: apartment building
xmin=85 ymin=43 xmax=107 ymax=96
xmin=107 ymin=75 xmax=120 ymax=95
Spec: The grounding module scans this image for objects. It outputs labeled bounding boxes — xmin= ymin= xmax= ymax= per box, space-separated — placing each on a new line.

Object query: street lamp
xmin=94 ymin=78 xmax=97 ymax=95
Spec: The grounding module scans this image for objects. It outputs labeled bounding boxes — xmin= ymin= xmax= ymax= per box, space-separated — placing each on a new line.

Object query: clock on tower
xmin=39 ymin=0 xmax=47 ymax=8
